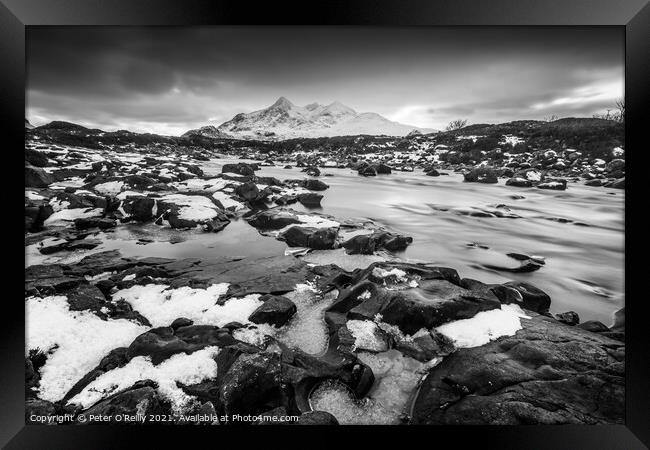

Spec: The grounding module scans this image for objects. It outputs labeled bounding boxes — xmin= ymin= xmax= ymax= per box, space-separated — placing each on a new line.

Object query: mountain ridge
xmin=184 ymin=97 xmax=436 ymax=140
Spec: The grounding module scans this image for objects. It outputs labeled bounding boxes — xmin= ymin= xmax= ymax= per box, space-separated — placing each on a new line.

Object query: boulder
xmin=246 ymin=209 xmax=302 ymax=230
xmin=464 ymin=167 xmax=498 ymax=184
xmin=297 ymin=192 xmax=323 ymax=207
xmin=412 ymin=313 xmax=624 ymax=424
xmin=25 ymin=166 xmax=55 ymax=187
xmin=492 ymin=281 xmax=551 ymax=314
xmin=235 ymin=181 xmax=260 ymax=202
xmin=506 ymin=177 xmax=533 ymax=187
xmin=222 ymin=163 xmax=256 ymax=176
xmin=301 ymin=179 xmax=329 ymax=191
xmin=74 ymin=217 xmax=117 ymax=230
xmin=25 ymin=149 xmax=49 ymax=167
xmin=248 ymin=294 xmax=297 ymax=327
xmin=555 ymin=311 xmax=580 ymax=326
xmin=280 ymin=226 xmax=338 ymax=250
xmin=537 ymin=180 xmax=567 ymax=190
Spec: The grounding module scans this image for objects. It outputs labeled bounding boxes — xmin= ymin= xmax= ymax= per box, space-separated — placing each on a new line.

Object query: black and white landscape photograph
xmin=24 ymin=27 xmax=625 ymax=425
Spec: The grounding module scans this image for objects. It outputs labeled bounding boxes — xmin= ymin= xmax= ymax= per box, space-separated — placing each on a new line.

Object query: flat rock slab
xmin=411 ymin=313 xmax=624 ymax=425
xmin=160 ymin=255 xmax=316 ymax=300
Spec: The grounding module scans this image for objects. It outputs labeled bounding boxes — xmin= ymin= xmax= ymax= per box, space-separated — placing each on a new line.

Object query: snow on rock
xmin=212 ymin=191 xmax=245 ymax=210
xmin=26 ymin=295 xmax=148 ymax=402
xmin=26 ymin=190 xmax=46 ymax=201
xmin=68 ymin=347 xmax=220 ymax=413
xmin=172 ymin=178 xmax=229 ymax=193
xmin=294 ymin=214 xmax=340 ymax=229
xmin=160 ymin=194 xmax=220 ymax=222
xmin=372 ymin=267 xmax=408 ymax=282
xmin=43 ymin=208 xmax=104 ymax=226
xmin=113 ymin=283 xmax=263 ymax=327
xmin=435 ymin=304 xmax=531 ymax=348
xmin=94 ymin=181 xmax=125 ymax=195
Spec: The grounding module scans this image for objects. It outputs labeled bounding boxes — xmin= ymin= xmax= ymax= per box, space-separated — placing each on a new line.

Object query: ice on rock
xmin=347 ymin=320 xmax=388 ymax=352
xmin=310 ymin=350 xmax=439 ymax=424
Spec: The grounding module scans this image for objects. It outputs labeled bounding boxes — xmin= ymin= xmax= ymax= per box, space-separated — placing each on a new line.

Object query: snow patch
xmin=26 ymin=295 xmax=148 ymax=402
xmin=435 ymin=304 xmax=530 ymax=348
xmin=68 ymin=347 xmax=220 ymax=413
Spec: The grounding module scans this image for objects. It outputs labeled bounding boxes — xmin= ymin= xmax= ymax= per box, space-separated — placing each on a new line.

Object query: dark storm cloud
xmin=26 ymin=27 xmax=623 ymax=135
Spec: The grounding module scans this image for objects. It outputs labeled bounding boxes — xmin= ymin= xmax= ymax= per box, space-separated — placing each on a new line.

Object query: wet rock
xmin=25 ymin=165 xmax=55 ymax=187
xmin=555 ymin=311 xmax=580 ymax=326
xmin=280 ymin=226 xmax=338 ymax=250
xmin=25 ymin=264 xmax=82 ymax=294
xmin=39 ymin=238 xmax=102 ymax=255
xmin=608 ymin=178 xmax=625 ymax=189
xmin=341 ymin=231 xmax=413 ymax=255
xmin=234 ymin=181 xmax=260 ymax=202
xmin=163 ymin=255 xmax=315 ymax=299
xmin=412 ymin=313 xmax=624 ymax=424
xmin=576 ymin=320 xmax=610 ymax=333
xmin=297 ymin=192 xmax=323 ymax=207
xmin=25 ymin=148 xmax=50 ymax=167
xmin=170 ymin=318 xmax=194 ymax=330
xmin=303 ymin=166 xmax=321 ymax=176
xmin=126 ymin=327 xmax=193 ymax=364
xmin=222 ymin=163 xmax=256 ymax=176
xmin=218 ymin=352 xmax=284 ymax=416
xmin=483 ymin=253 xmax=545 ymax=273
xmin=301 ymin=179 xmax=329 ymax=191
xmin=297 ymin=411 xmax=339 ymax=425
xmin=464 ymin=167 xmax=498 ymax=184
xmin=396 ymin=329 xmax=455 ymax=362
xmin=246 ymin=209 xmax=302 ymax=230
xmin=121 ymin=197 xmax=157 ymax=222
xmin=605 ymin=159 xmax=625 ymax=173
xmin=537 ymin=179 xmax=567 ymax=190
xmin=492 ymin=281 xmax=551 ymax=314
xmin=377 ymin=279 xmax=501 ymax=335
xmin=506 ymin=177 xmax=533 ymax=187
xmin=329 ymin=263 xmax=497 ymax=336
xmin=66 ymin=284 xmax=107 ymax=312
xmin=249 ymin=294 xmax=297 ymax=327
xmin=79 ymin=386 xmax=168 ymax=421
xmin=74 ymin=217 xmax=117 ymax=230
xmin=127 ymin=325 xmax=239 ymax=365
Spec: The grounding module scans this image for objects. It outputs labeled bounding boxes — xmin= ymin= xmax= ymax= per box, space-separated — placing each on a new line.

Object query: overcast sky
xmin=26 ymin=27 xmax=624 ymax=136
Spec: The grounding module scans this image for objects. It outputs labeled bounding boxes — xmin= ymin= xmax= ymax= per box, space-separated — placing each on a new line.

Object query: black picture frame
xmin=3 ymin=0 xmax=648 ymax=448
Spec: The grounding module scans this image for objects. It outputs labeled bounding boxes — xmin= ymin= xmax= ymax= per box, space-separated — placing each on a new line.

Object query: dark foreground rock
xmin=248 ymin=294 xmax=297 ymax=327
xmin=463 ymin=167 xmax=498 ymax=184
xmin=411 ymin=313 xmax=624 ymax=424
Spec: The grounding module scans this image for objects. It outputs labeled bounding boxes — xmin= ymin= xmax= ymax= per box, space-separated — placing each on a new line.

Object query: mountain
xmin=25 ymin=119 xmax=34 ymax=129
xmin=184 ymin=97 xmax=435 ymax=140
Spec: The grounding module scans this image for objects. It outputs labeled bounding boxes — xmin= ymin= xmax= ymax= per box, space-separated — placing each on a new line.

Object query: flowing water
xmin=35 ymin=156 xmax=622 ymax=325
xmin=205 ymin=157 xmax=624 ymax=324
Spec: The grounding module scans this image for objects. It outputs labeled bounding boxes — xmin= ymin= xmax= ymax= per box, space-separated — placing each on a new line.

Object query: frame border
xmin=2 ymin=1 xmax=648 ymax=448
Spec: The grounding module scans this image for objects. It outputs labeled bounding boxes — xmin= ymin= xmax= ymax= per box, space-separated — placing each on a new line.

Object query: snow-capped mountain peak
xmin=184 ymin=97 xmax=435 ymax=140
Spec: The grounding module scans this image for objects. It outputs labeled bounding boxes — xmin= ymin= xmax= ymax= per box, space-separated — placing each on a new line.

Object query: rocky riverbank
xmin=24 ymin=121 xmax=625 ymax=425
